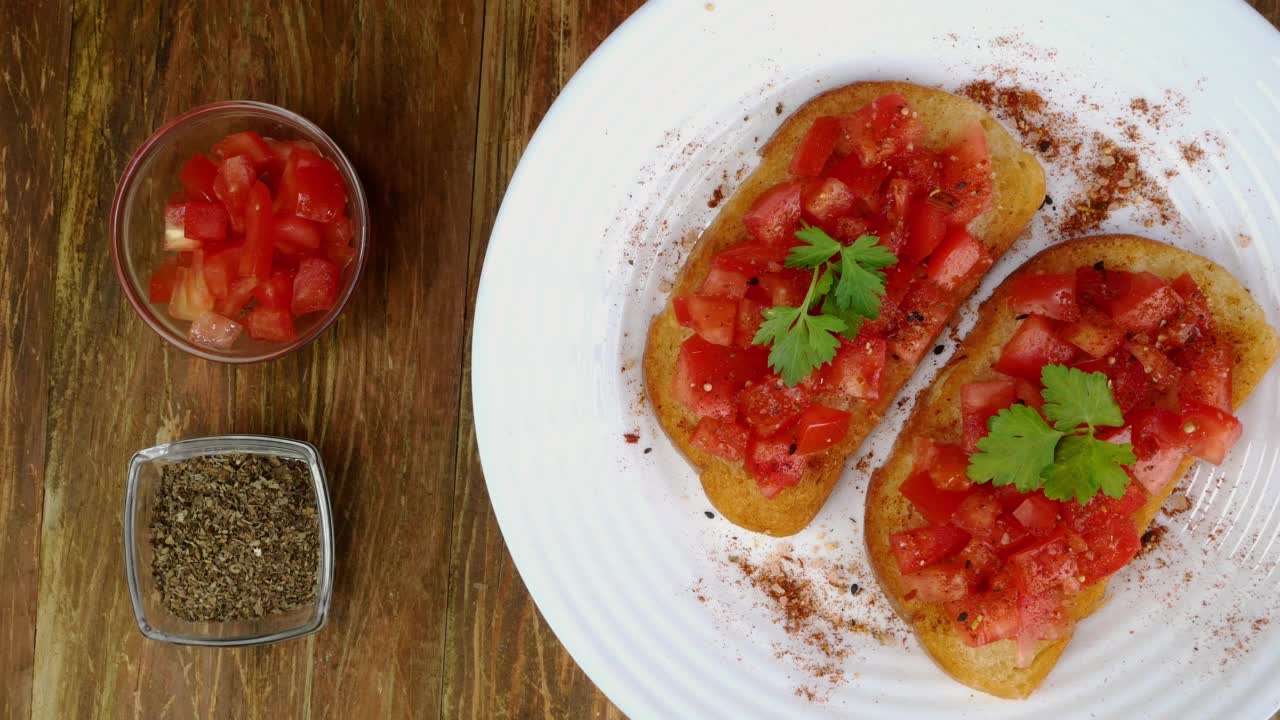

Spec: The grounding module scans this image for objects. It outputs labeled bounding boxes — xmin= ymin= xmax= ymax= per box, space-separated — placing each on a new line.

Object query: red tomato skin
xmin=1127 ymin=407 xmax=1190 ymax=495
xmin=1076 ymin=266 xmax=1133 ymax=313
xmin=993 ymin=314 xmax=1077 ymax=381
xmin=903 ymin=197 xmax=948 ymax=263
xmin=244 ymin=306 xmax=296 ymax=342
xmin=700 ymin=267 xmax=751 ymax=300
xmin=215 ymin=277 xmax=258 ymax=318
xmin=179 ymin=153 xmax=219 ymax=202
xmin=211 ymin=130 xmax=274 ymax=167
xmin=960 ymin=379 xmax=1017 ymax=453
xmin=294 ymin=160 xmax=348 ymax=223
xmin=743 ymin=181 xmax=803 ymax=246
xmin=182 ymin=201 xmax=229 ymax=242
xmin=789 ymin=116 xmax=842 ymax=177
xmin=888 ymin=279 xmax=954 ymax=365
xmin=1164 ymin=272 xmax=1215 ymax=347
xmin=238 ymin=182 xmax=275 ymax=279
xmin=672 ymin=338 xmax=768 ymax=419
xmin=202 ymin=246 xmax=241 ymax=299
xmin=1075 ymin=512 xmax=1141 ymax=584
xmin=690 ymin=417 xmax=751 ymax=461
xmin=1011 ymin=493 xmax=1060 ymax=536
xmin=945 ymin=588 xmax=1020 ymax=647
xmin=1126 ymin=339 xmax=1181 ymax=390
xmin=739 ymin=381 xmax=811 ymax=438
xmin=252 ymin=271 xmax=295 ymax=310
xmin=951 ymin=491 xmax=1002 ymax=539
xmin=925 ymin=229 xmax=992 ymax=291
xmin=1009 ymin=273 xmax=1080 ymax=322
xmin=938 ymin=123 xmax=993 ymax=224
xmin=912 ymin=437 xmax=971 ymax=492
xmin=274 ymin=215 xmax=323 ymax=253
xmin=800 ymin=177 xmax=856 ymax=225
xmin=673 ymin=295 xmax=738 ymax=347
xmin=734 ymin=297 xmax=764 ymax=348
xmin=213 ymin=155 xmax=256 ymax=233
xmin=1171 ymin=336 xmax=1234 ymax=411
xmin=754 ymin=270 xmax=810 ymax=307
xmin=1060 ymin=306 xmax=1126 ymax=358
xmin=826 ymin=154 xmax=891 ymax=214
xmin=745 ymin=434 xmax=807 ymax=497
xmin=711 ymin=243 xmax=788 ymax=275
xmin=899 ymin=471 xmax=974 ymax=525
xmin=793 ymin=405 xmax=851 ymax=455
xmin=292 ymin=257 xmax=341 ymax=316
xmin=890 ymin=524 xmax=971 ymax=575
xmin=1180 ymin=400 xmax=1242 ymax=464
xmin=900 ymin=561 xmax=973 ymax=602
xmin=1109 ymin=271 xmax=1184 ymax=333
xmin=1008 ymin=529 xmax=1080 ymax=596
xmin=820 ymin=335 xmax=887 ymax=400
xmin=837 ymin=94 xmax=923 ymax=165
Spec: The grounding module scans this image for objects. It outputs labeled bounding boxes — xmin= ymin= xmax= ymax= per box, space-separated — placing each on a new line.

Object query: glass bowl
xmin=110 ymin=101 xmax=369 ymax=363
xmin=123 ymin=435 xmax=335 ymax=647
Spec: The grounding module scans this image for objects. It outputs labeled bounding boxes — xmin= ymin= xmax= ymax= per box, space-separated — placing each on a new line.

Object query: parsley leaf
xmin=759 ymin=309 xmax=845 ymax=386
xmin=832 ymin=234 xmax=897 ymax=318
xmin=967 ymin=404 xmax=1064 ymax=492
xmin=1042 ymin=434 xmax=1136 ymax=503
xmin=843 ymin=234 xmax=899 ymax=270
xmin=1040 ymin=365 xmax=1126 ymax=432
xmin=786 ymin=226 xmax=842 ymax=269
xmin=821 ymin=293 xmax=864 ymax=340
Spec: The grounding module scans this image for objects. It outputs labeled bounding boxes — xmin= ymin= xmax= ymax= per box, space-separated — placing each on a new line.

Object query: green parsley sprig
xmin=751 ymin=227 xmax=898 ymax=386
xmin=966 ymin=364 xmax=1137 ymax=504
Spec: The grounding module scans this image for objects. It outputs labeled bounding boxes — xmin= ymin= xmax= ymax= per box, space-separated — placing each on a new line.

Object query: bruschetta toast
xmin=645 ymin=81 xmax=1045 ymax=535
xmin=865 ymin=234 xmax=1279 ymax=698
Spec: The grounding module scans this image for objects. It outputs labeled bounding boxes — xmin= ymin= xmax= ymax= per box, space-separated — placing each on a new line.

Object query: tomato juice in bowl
xmin=111 ymin=101 xmax=369 ymax=363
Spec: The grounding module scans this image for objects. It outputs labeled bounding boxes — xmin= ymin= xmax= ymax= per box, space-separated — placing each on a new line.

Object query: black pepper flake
xmin=891 ymin=353 xmax=902 ymax=361
xmin=964 ymin=560 xmax=972 ymax=569
xmin=1094 ymin=260 xmax=1105 ymax=272
xmin=1015 ymin=313 xmax=1030 ymax=320
xmin=787 ymin=443 xmax=798 ymax=455
xmin=1038 ymin=139 xmax=1052 ymax=153
xmin=1040 ymin=194 xmax=1054 ymax=209
xmin=907 ymin=311 xmax=925 ymax=323
xmin=850 ymin=583 xmax=861 ymax=596
xmin=704 ymin=511 xmax=715 ymax=519
xmin=643 ymin=447 xmax=652 ymax=454
xmin=747 ymin=277 xmax=760 ymax=285
xmin=957 ymin=611 xmax=969 ymax=622
xmin=933 ymin=345 xmax=945 ymax=355
xmin=1142 ymin=529 xmax=1158 ymax=545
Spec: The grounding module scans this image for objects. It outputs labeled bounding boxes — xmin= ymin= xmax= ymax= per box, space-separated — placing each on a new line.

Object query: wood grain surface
xmin=0 ymin=2 xmax=1274 ymax=719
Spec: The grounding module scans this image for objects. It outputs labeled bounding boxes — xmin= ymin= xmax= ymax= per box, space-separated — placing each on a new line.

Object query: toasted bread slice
xmin=864 ymin=234 xmax=1280 ymax=698
xmin=644 ymin=81 xmax=1045 ymax=536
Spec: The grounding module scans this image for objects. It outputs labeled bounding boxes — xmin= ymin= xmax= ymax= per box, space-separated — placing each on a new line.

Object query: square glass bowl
xmin=124 ymin=435 xmax=335 ymax=646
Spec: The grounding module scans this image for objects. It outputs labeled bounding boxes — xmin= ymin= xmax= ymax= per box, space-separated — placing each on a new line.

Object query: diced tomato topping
xmin=790 ymin=116 xmax=843 ymax=177
xmin=961 ymin=379 xmax=1017 ymax=452
xmin=946 ymin=589 xmax=1020 ymax=647
xmin=1013 ymin=377 xmax=1044 ymax=410
xmin=792 ymin=405 xmax=851 ymax=454
xmin=993 ymin=314 xmax=1077 ymax=381
xmin=900 ymin=561 xmax=973 ymax=602
xmin=903 ymin=197 xmax=948 ymax=263
xmin=148 ymin=258 xmax=181 ymax=303
xmin=925 ymin=229 xmax=992 ymax=291
xmin=1165 ymin=273 xmax=1214 ymax=347
xmin=1172 ymin=336 xmax=1234 ymax=411
xmin=958 ymin=540 xmax=1003 ymax=584
xmin=178 ymin=153 xmax=219 ymax=202
xmin=182 ymin=201 xmax=229 ymax=242
xmin=831 ymin=215 xmax=872 ymax=244
xmin=690 ymin=417 xmax=751 ymax=461
xmin=820 ymin=335 xmax=887 ymax=400
xmin=900 ymin=471 xmax=973 ymax=525
xmin=991 ymin=513 xmax=1034 ymax=556
xmin=951 ymin=491 xmax=1002 ymax=539
xmin=1075 ymin=513 xmax=1141 ymax=585
xmin=826 ymin=154 xmax=891 ymax=214
xmin=672 ymin=337 xmax=768 ymax=419
xmin=753 ymin=270 xmax=810 ymax=307
xmin=1015 ymin=589 xmax=1073 ymax=664
xmin=1062 ymin=478 xmax=1146 ymax=535
xmin=746 ymin=434 xmax=807 ymax=497
xmin=739 ymin=380 xmax=811 ymax=437
xmin=1109 ymin=271 xmax=1184 ymax=333
xmin=711 ymin=243 xmax=788 ymax=275
xmin=743 ymin=181 xmax=803 ymax=246
xmin=1011 ymin=493 xmax=1060 ymax=536
xmin=890 ymin=524 xmax=971 ymax=575
xmin=291 ymin=257 xmax=341 ymax=316
xmin=1060 ymin=306 xmax=1126 ymax=358
xmin=1009 ymin=273 xmax=1080 ymax=322
xmin=1126 ymin=339 xmax=1180 ymax=389
xmin=1076 ymin=265 xmax=1133 ymax=313
xmin=1008 ymin=529 xmax=1080 ymax=596
xmin=837 ymin=94 xmax=923 ymax=165
xmin=700 ymin=267 xmax=752 ymax=300
xmin=211 ymin=130 xmax=274 ymax=167
xmin=238 ymin=181 xmax=275 ymax=279
xmin=1075 ymin=350 xmax=1153 ymax=414
xmin=734 ymin=297 xmax=764 ymax=348
xmin=188 ymin=311 xmax=243 ymax=350
xmin=800 ymin=177 xmax=856 ymax=224
xmin=1128 ymin=407 xmax=1190 ymax=495
xmin=244 ymin=306 xmax=296 ymax=342
xmin=888 ymin=279 xmax=954 ymax=365
xmin=938 ymin=123 xmax=993 ymax=224
xmin=673 ymin=295 xmax=738 ymax=347
xmin=1180 ymin=400 xmax=1242 ymax=464
xmin=215 ymin=277 xmax=258 ymax=318
xmin=912 ymin=437 xmax=971 ymax=492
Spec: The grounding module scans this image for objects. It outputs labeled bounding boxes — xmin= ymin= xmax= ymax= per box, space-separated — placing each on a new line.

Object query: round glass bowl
xmin=124 ymin=435 xmax=335 ymax=647
xmin=110 ymin=101 xmax=369 ymax=363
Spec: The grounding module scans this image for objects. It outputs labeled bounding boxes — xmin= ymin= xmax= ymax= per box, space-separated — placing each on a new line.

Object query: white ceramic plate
xmin=472 ymin=2 xmax=1280 ymax=717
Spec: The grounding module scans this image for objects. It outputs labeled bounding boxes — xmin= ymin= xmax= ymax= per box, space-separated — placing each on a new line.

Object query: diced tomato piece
xmin=672 ymin=337 xmax=768 ymax=419
xmin=212 ymin=155 xmax=256 ymax=233
xmin=939 ymin=123 xmax=993 ymax=224
xmin=734 ymin=297 xmax=764 ymax=348
xmin=1109 ymin=271 xmax=1183 ymax=333
xmin=292 ymin=257 xmax=341 ymax=316
xmin=202 ymin=246 xmax=241 ymax=299
xmin=700 ymin=267 xmax=752 ymax=300
xmin=178 ymin=153 xmax=219 ymax=202
xmin=888 ymin=279 xmax=954 ymax=365
xmin=825 ymin=154 xmax=892 ymax=214
xmin=903 ymin=197 xmax=948 ymax=263
xmin=1008 ymin=529 xmax=1080 ymax=596
xmin=743 ymin=181 xmax=803 ymax=246
xmin=1172 ymin=336 xmax=1234 ymax=411
xmin=274 ymin=215 xmax=323 ymax=253
xmin=746 ymin=434 xmax=807 ymax=497
xmin=888 ymin=149 xmax=942 ymax=191
xmin=1060 ymin=306 xmax=1126 ymax=358
xmin=1164 ymin=273 xmax=1215 ymax=347
xmin=1012 ymin=493 xmax=1060 ymax=536
xmin=1062 ymin=477 xmax=1147 ymax=535
xmin=188 ymin=310 xmax=243 ymax=350
xmin=148 ymin=258 xmax=181 ymax=303
xmin=673 ymin=295 xmax=738 ymax=347
xmin=946 ymin=589 xmax=1020 ymax=647
xmin=890 ymin=524 xmax=971 ymax=575
xmin=925 ymin=229 xmax=992 ymax=291
xmin=900 ymin=471 xmax=973 ymax=525
xmin=837 ymin=94 xmax=923 ymax=165
xmin=883 ymin=177 xmax=912 ymax=225
xmin=252 ymin=271 xmax=294 ymax=310
xmin=1180 ymin=400 xmax=1242 ymax=464
xmin=324 ymin=235 xmax=357 ymax=270
xmin=830 ymin=215 xmax=872 ymax=244
xmin=991 ymin=513 xmax=1034 ymax=556
xmin=993 ymin=314 xmax=1077 ymax=381
xmin=1126 ymin=339 xmax=1180 ymax=390
xmin=958 ymin=540 xmax=1002 ymax=583
xmin=1012 ymin=377 xmax=1044 ymax=410
xmin=900 ymin=561 xmax=973 ymax=602
xmin=819 ymin=335 xmax=886 ymax=400
xmin=1128 ymin=407 xmax=1189 ymax=494
xmin=293 ymin=155 xmax=348 ymax=224
xmin=952 ymin=491 xmax=1002 ymax=538
xmin=1075 ymin=513 xmax=1141 ymax=585
xmin=712 ymin=243 xmax=789 ymax=275
xmin=1076 ymin=265 xmax=1133 ymax=313
xmin=215 ymin=277 xmax=258 ymax=318
xmin=244 ymin=305 xmax=296 ymax=342
xmin=961 ymin=379 xmax=1017 ymax=452
xmin=739 ymin=381 xmax=811 ymax=437
xmin=1015 ymin=589 xmax=1073 ymax=664
xmin=791 ymin=405 xmax=851 ymax=455
xmin=238 ymin=182 xmax=275 ymax=279
xmin=211 ymin=130 xmax=274 ymax=167
xmin=182 ymin=201 xmax=228 ymax=242
xmin=1075 ymin=350 xmax=1153 ymax=414
xmin=168 ymin=265 xmax=215 ymax=322
xmin=754 ymin=270 xmax=810 ymax=307
xmin=690 ymin=417 xmax=751 ymax=461
xmin=789 ymin=116 xmax=843 ymax=177
xmin=1009 ymin=273 xmax=1080 ymax=322
xmin=912 ymin=437 xmax=971 ymax=492
xmin=800 ymin=177 xmax=856 ymax=224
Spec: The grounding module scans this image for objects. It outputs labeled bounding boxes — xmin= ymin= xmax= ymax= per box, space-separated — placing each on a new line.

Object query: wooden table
xmin=2 ymin=2 xmax=1276 ymax=718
